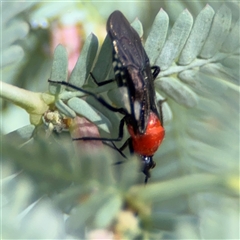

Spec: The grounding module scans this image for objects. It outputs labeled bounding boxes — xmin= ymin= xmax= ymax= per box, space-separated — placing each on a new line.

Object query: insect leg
xmin=144 ymin=175 xmax=149 ymax=184
xmin=73 ymin=116 xmax=126 ymax=142
xmin=105 ymin=141 xmax=127 ymax=167
xmin=151 ymin=66 xmax=160 ymax=80
xmin=157 ymin=99 xmax=167 ymax=126
xmin=102 ymin=141 xmax=127 ymax=159
xmin=119 ymin=138 xmax=132 ymax=152
xmin=90 ymin=72 xmax=115 ymax=86
xmin=48 ymin=80 xmax=127 ymax=115
xmin=120 ymin=138 xmax=150 ymax=184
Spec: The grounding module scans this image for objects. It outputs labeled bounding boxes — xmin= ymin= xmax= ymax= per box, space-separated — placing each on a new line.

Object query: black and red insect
xmin=49 ymin=11 xmax=165 ymax=183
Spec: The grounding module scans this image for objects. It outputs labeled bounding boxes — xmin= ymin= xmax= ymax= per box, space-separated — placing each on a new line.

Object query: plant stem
xmin=1 ymin=81 xmax=55 ymax=125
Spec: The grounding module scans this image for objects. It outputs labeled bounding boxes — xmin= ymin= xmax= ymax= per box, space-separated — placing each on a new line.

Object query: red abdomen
xmin=127 ymin=112 xmax=165 ymax=156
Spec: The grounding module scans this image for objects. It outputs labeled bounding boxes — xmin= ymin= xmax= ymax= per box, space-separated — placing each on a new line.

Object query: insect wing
xmin=107 ymin=11 xmax=154 ymax=133
xmin=107 ymin=11 xmax=148 ymax=71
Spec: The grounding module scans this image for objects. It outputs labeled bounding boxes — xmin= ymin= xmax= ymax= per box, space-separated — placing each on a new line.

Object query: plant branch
xmin=1 ymin=81 xmax=55 ymax=125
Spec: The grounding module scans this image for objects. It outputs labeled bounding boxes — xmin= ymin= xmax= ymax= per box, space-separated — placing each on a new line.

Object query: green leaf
xmin=131 ymin=18 xmax=143 ymax=37
xmin=2 ymin=21 xmax=29 ymax=49
xmin=49 ymin=44 xmax=68 ymax=95
xmin=66 ymin=192 xmax=111 ymax=231
xmin=1 ymin=45 xmax=24 ymax=68
xmin=1 ymin=172 xmax=66 ymax=238
xmin=85 ymin=95 xmax=122 ymax=139
xmin=55 ymin=99 xmax=76 ymax=118
xmin=222 ymin=17 xmax=240 ymax=53
xmin=91 ymin=36 xmax=113 ymax=84
xmin=156 ymin=9 xmax=193 ymax=70
xmin=178 ymin=67 xmax=228 ymax=95
xmin=200 ymin=5 xmax=232 ymax=58
xmin=131 ymin=174 xmax=231 ymax=203
xmin=145 ymin=9 xmax=169 ymax=65
xmin=2 ymin=2 xmax=35 ymax=26
xmin=200 ymin=63 xmax=234 ymax=92
xmin=67 ymin=97 xmax=111 ymax=133
xmin=107 ymin=87 xmax=131 ymax=113
xmin=155 ymin=92 xmax=172 ymax=124
xmin=94 ymin=193 xmax=122 ymax=228
xmin=1 ymin=2 xmax=35 ymax=68
xmin=118 ymin=157 xmax=141 ymax=190
xmin=178 ymin=5 xmax=215 ymax=65
xmin=4 ymin=125 xmax=35 ymax=146
xmin=29 ymin=2 xmax=74 ymax=23
xmin=155 ymin=77 xmax=198 ymax=107
xmin=69 ymin=33 xmax=98 ymax=87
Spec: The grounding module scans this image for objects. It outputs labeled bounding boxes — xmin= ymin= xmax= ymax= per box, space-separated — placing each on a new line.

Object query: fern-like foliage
xmin=2 ymin=3 xmax=239 ymax=239
xmin=1 ymin=2 xmax=35 ymax=68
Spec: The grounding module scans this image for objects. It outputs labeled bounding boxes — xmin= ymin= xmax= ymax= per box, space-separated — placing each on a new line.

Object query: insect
xmin=105 ymin=10 xmax=165 ymax=182
xmin=49 ymin=11 xmax=165 ymax=183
